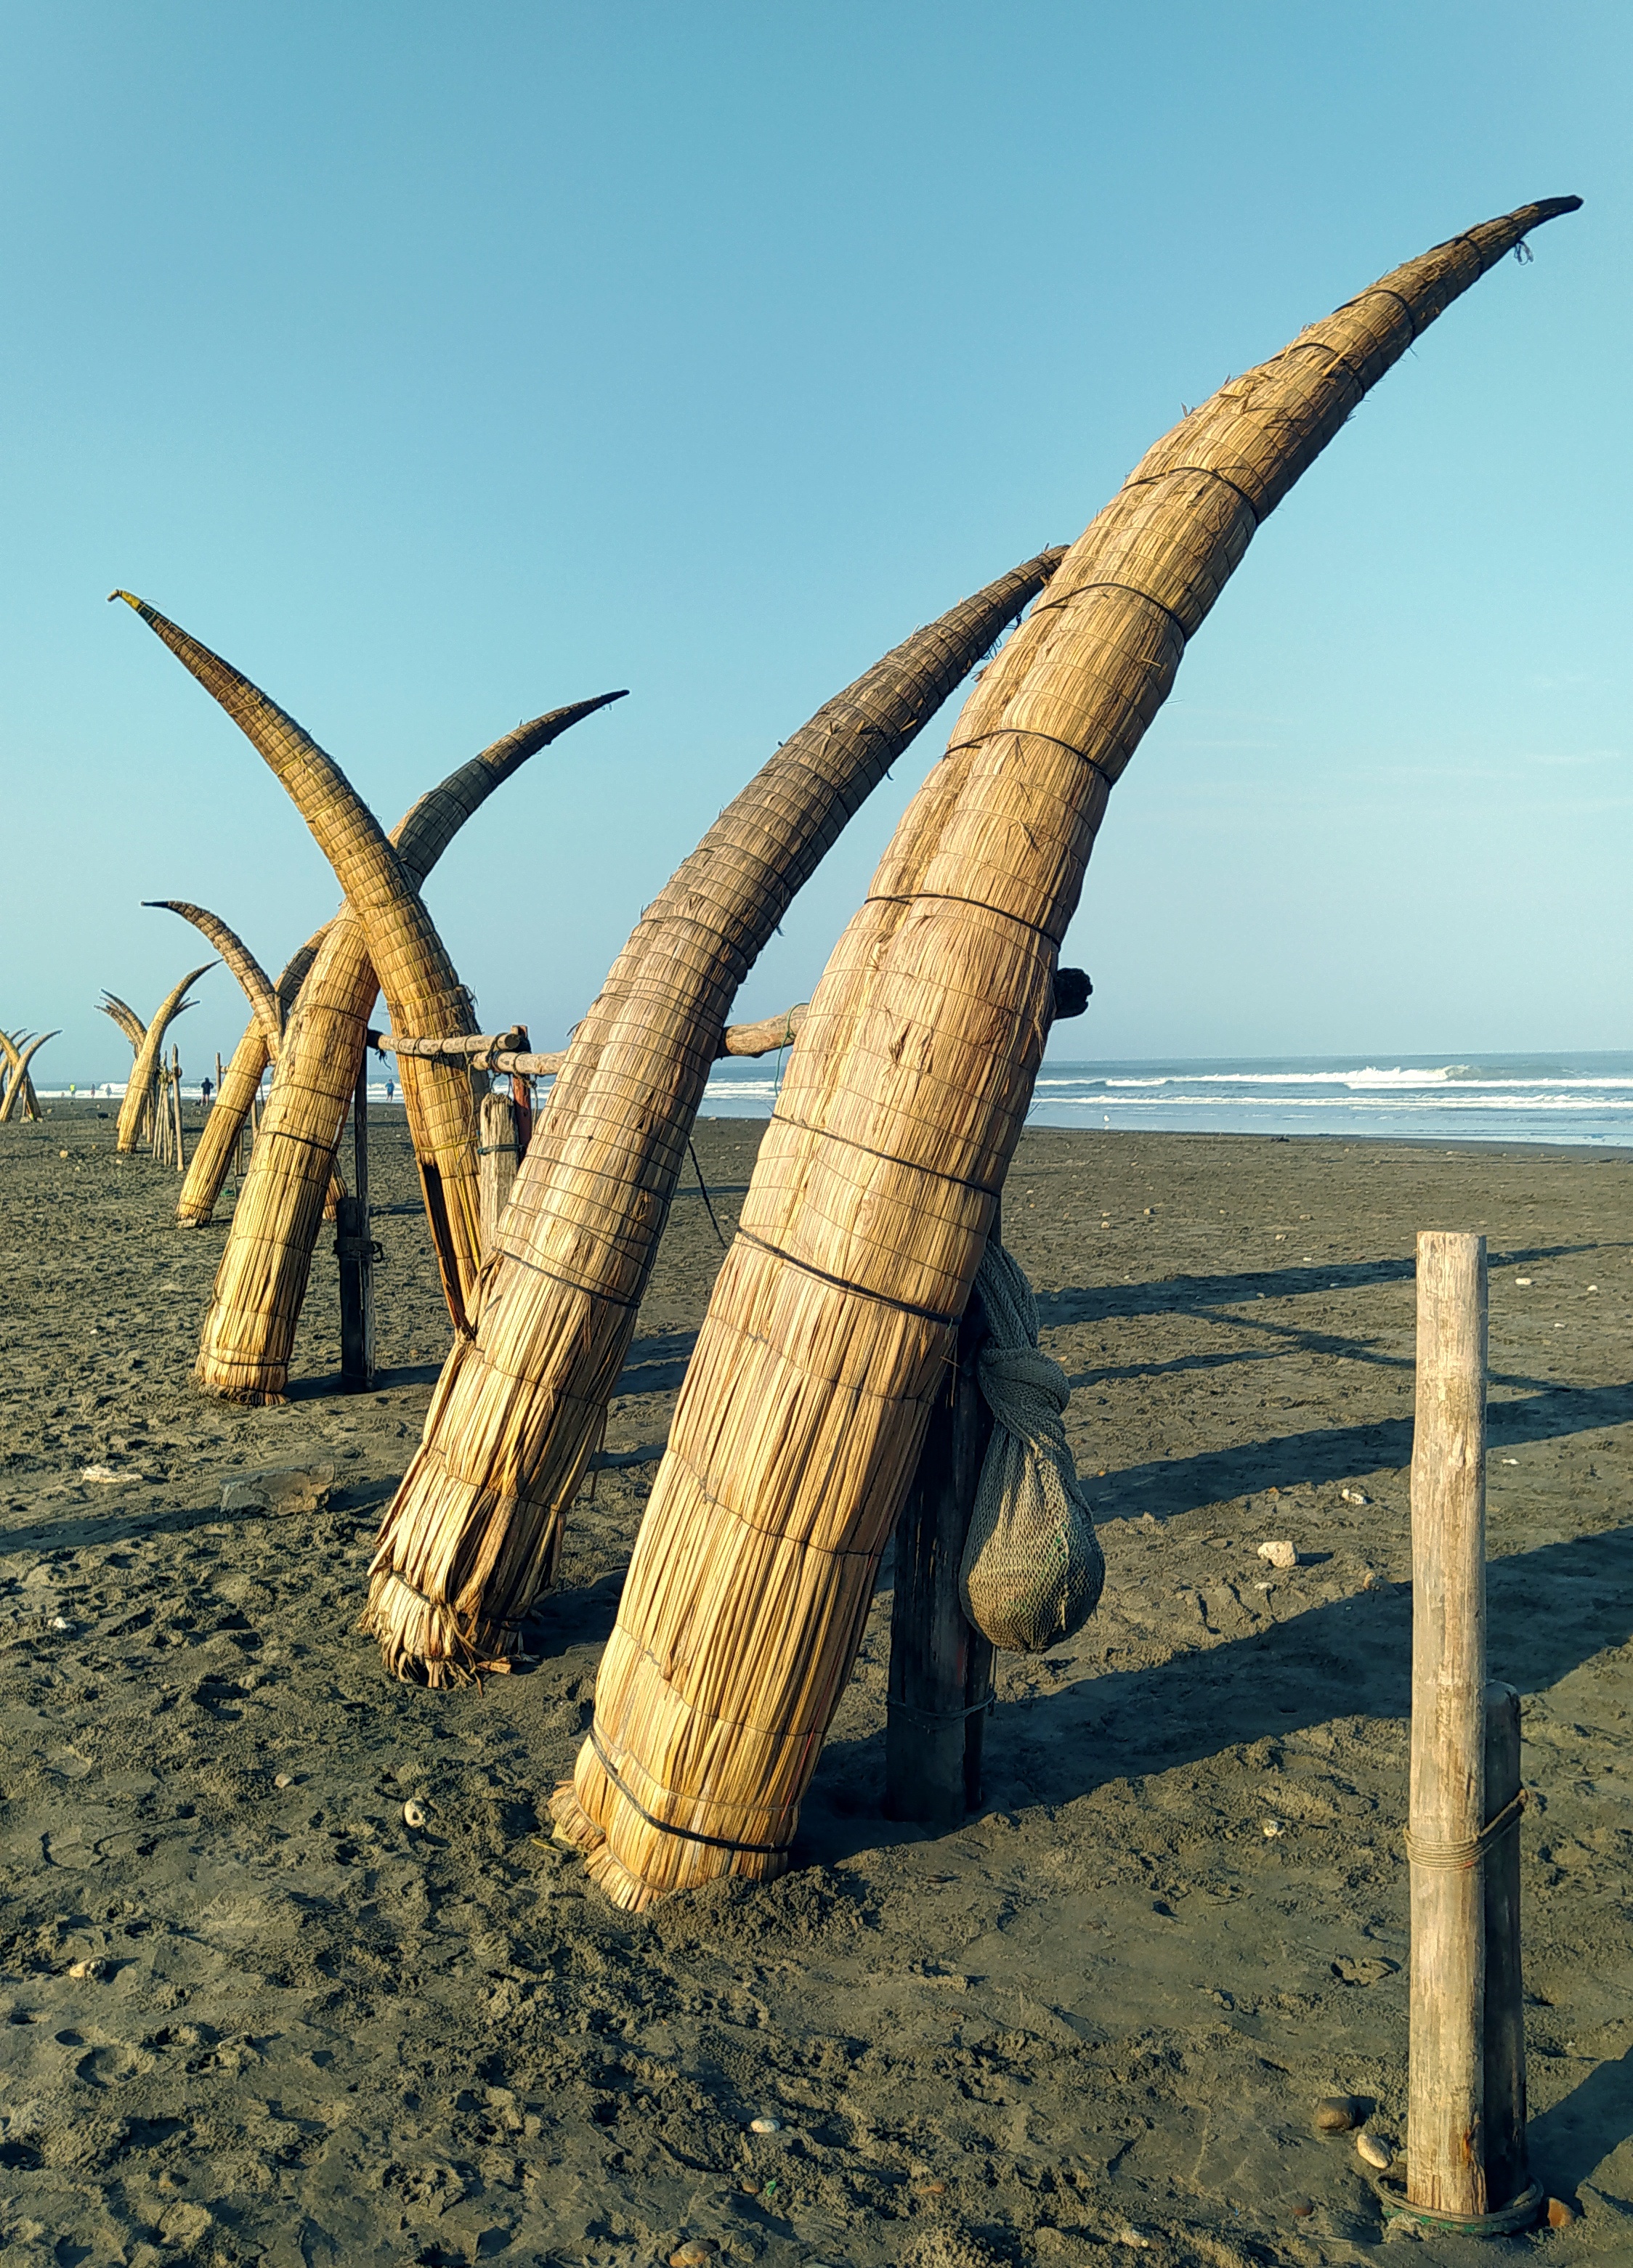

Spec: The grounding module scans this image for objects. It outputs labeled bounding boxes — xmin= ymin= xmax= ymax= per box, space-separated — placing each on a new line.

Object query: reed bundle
xmin=112 ymin=965 xmax=214 ymax=1153
xmin=364 ymin=547 xmax=1065 ymax=1684
xmin=477 ymin=1090 xmax=521 ymax=1249
xmin=0 ymin=1031 xmax=57 ymax=1124
xmin=177 ymin=930 xmax=327 ymax=1227
xmin=114 ymin=595 xmax=508 ymax=1320
xmin=188 ymin=696 xmax=620 ymax=1403
xmin=550 ymin=194 xmax=1581 ymax=1910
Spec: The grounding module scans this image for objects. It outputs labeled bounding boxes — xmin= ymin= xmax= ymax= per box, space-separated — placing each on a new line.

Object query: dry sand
xmin=2 ymin=1103 xmax=1631 ymax=2268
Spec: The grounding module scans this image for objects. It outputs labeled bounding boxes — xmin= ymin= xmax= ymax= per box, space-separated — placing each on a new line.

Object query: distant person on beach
xmin=200 ymin=1076 xmax=214 ymax=1109
xmin=386 ymin=1078 xmax=395 ymax=1103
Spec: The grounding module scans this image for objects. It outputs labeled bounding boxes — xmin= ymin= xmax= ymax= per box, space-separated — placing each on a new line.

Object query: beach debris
xmin=668 ymin=2244 xmax=718 ymax=2267
xmin=1355 ymin=2130 xmax=1392 ymax=2171
xmin=1257 ymin=1540 xmax=1297 ymax=1569
xmin=48 ymin=1616 xmax=75 ymax=1635
xmin=80 ymin=1465 xmax=121 ymax=1484
xmin=1588 ymin=1283 xmax=1598 ymax=1293
xmin=1291 ymin=2198 xmax=1315 ymax=2219
xmin=1262 ymin=1818 xmax=1286 ymax=1838
xmin=1116 ymin=2231 xmax=1154 ymax=2251
xmin=219 ymin=1461 xmax=336 ymax=1517
xmin=1547 ymin=2198 xmax=1577 ymax=2229
xmin=1516 ymin=1277 xmax=1531 ymax=1285
xmin=1314 ymin=2095 xmax=1362 ymax=2132
xmin=747 ymin=2115 xmax=782 ymax=2134
xmin=66 ymin=1957 xmax=108 ymax=1980
xmin=274 ymin=1772 xmax=295 ymax=1789
xmin=1501 ymin=1458 xmax=1518 ymax=1466
xmin=1340 ymin=1487 xmax=1369 ymax=1505
xmin=402 ymin=1800 xmax=429 ymax=1829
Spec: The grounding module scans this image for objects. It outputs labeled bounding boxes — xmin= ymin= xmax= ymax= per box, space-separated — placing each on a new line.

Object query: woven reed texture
xmin=364 ymin=547 xmax=1065 ymax=1685
xmin=114 ymin=596 xmax=503 ymax=1317
xmin=0 ymin=1032 xmax=42 ymax=1123
xmin=113 ymin=964 xmax=215 ymax=1153
xmin=551 ymin=195 xmax=1581 ymax=1910
xmin=477 ymin=1091 xmax=520 ymax=1250
xmin=0 ymin=1031 xmax=57 ymax=1123
xmin=146 ymin=902 xmax=282 ymax=1049
xmin=192 ymin=698 xmax=622 ymax=1402
xmin=177 ymin=931 xmax=326 ymax=1227
xmin=97 ymin=996 xmax=147 ymax=1052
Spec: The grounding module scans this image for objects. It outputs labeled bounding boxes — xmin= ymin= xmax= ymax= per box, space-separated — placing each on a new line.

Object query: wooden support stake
xmin=338 ymin=1058 xmax=375 ymax=1390
xmin=171 ymin=1045 xmax=185 ymax=1173
xmin=478 ymin=1089 xmax=520 ymax=1251
xmin=886 ymin=1278 xmax=995 ymax=1827
xmin=510 ymin=1023 xmax=533 ymax=1153
xmin=1407 ymin=1229 xmax=1490 ymax=2220
xmin=1483 ymin=1679 xmax=1528 ymax=2209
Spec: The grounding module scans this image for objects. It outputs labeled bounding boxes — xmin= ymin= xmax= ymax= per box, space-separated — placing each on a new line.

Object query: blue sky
xmin=2 ymin=2 xmax=1626 ymax=1085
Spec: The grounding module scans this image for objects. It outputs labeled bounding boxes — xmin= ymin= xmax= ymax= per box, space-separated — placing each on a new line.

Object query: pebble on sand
xmin=1117 ymin=2230 xmax=1154 ymax=2250
xmin=1257 ymin=1540 xmax=1297 ymax=1569
xmin=274 ymin=1773 xmax=295 ymax=1789
xmin=1313 ymin=2095 xmax=1361 ymax=2132
xmin=66 ymin=1957 xmax=106 ymax=1980
xmin=669 ymin=2243 xmax=718 ymax=2267
xmin=402 ymin=1800 xmax=429 ymax=1829
xmin=80 ymin=1465 xmax=121 ymax=1484
xmin=747 ymin=2114 xmax=782 ymax=2134
xmin=49 ymin=1615 xmax=75 ymax=1633
xmin=1355 ymin=2131 xmax=1391 ymax=2170
xmin=1340 ymin=1487 xmax=1369 ymax=1505
xmin=1547 ymin=2198 xmax=1577 ymax=2229
xmin=1262 ymin=1818 xmax=1285 ymax=1839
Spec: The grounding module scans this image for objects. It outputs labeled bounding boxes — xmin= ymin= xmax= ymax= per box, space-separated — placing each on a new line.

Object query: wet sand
xmin=2 ymin=1104 xmax=1632 ymax=2267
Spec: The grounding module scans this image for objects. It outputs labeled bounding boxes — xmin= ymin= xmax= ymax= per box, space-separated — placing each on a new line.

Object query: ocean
xmin=695 ymin=1051 xmax=1633 ymax=1147
xmin=62 ymin=1049 xmax=1633 ymax=1149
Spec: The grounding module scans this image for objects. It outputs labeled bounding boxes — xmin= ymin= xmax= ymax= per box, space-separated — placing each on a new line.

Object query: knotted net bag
xmin=960 ymin=1239 xmax=1104 ymax=1652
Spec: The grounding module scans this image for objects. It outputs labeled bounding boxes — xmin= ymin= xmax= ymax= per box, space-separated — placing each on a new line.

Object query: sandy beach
xmin=2 ymin=1103 xmax=1630 ymax=2267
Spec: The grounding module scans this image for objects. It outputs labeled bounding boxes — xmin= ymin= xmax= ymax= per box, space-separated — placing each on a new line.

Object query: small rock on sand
xmin=748 ymin=2114 xmax=781 ymax=2133
xmin=669 ymin=2244 xmax=718 ymax=2267
xmin=219 ymin=1462 xmax=336 ymax=1517
xmin=1547 ymin=2198 xmax=1576 ymax=2228
xmin=1257 ymin=1540 xmax=1297 ymax=1569
xmin=1355 ymin=2130 xmax=1391 ymax=2170
xmin=402 ymin=1800 xmax=429 ymax=1829
xmin=1314 ymin=2094 xmax=1361 ymax=2131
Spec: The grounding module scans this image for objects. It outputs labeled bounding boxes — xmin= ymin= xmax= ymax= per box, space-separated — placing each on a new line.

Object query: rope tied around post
xmin=1404 ymin=1785 xmax=1528 ymax=1872
xmin=958 ymin=1238 xmax=1105 ymax=1654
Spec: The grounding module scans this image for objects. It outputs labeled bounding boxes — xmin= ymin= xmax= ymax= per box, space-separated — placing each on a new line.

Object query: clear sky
xmin=2 ymin=2 xmax=1626 ymax=1086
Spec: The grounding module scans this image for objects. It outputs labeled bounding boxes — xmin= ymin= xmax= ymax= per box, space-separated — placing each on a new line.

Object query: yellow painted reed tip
xmin=108 ymin=589 xmax=142 ymax=609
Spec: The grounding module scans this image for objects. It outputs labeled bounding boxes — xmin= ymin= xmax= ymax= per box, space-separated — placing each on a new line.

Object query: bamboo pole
xmin=1407 ymin=1230 xmax=1489 ymax=2219
xmin=886 ymin=1278 xmax=996 ymax=1826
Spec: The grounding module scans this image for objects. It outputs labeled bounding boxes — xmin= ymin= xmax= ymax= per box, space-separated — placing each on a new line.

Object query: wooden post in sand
xmin=337 ymin=1057 xmax=376 ymax=1389
xmin=886 ymin=1245 xmax=996 ymax=1828
xmin=510 ymin=1023 xmax=534 ymax=1153
xmin=478 ymin=1089 xmax=520 ymax=1250
xmin=171 ymin=1045 xmax=185 ymax=1172
xmin=1403 ymin=1230 xmax=1532 ymax=2231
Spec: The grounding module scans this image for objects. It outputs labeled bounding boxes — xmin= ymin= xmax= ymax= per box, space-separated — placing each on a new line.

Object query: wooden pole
xmin=1407 ymin=1229 xmax=1489 ymax=2219
xmin=1483 ymin=1680 xmax=1528 ymax=2209
xmin=886 ymin=1254 xmax=996 ymax=1828
xmin=338 ymin=1056 xmax=376 ymax=1390
xmin=510 ymin=1023 xmax=533 ymax=1153
xmin=171 ymin=1045 xmax=185 ymax=1172
xmin=214 ymin=1050 xmax=224 ymax=1105
xmin=478 ymin=1089 xmax=519 ymax=1251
